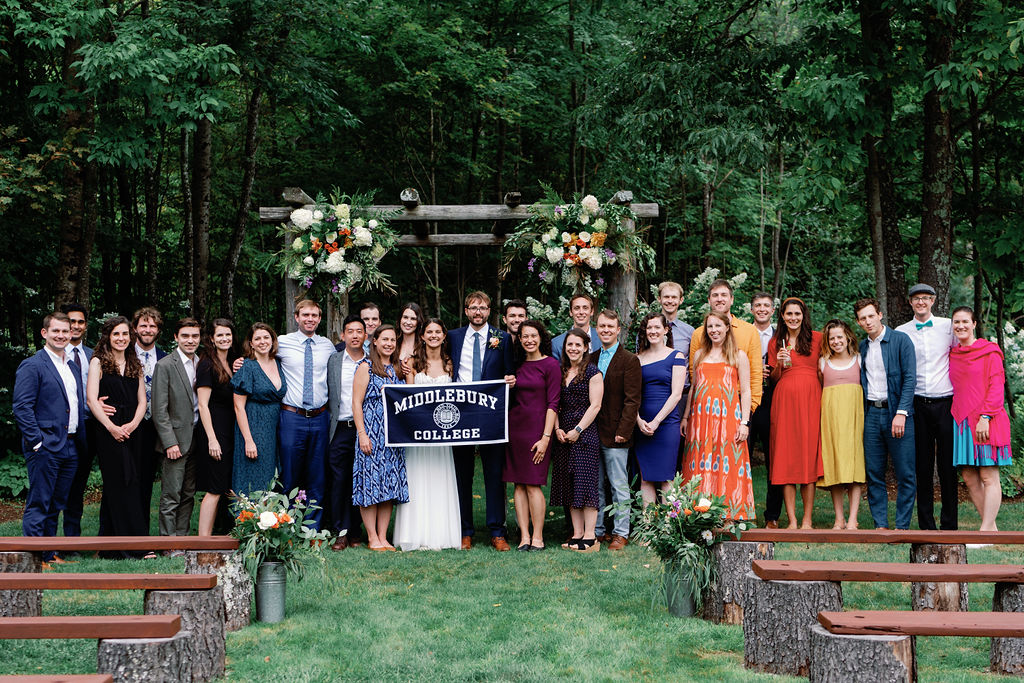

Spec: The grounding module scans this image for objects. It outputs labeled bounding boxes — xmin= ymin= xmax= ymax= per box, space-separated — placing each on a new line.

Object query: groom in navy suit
xmin=449 ymin=291 xmax=514 ymax=551
xmin=13 ymin=312 xmax=87 ymax=564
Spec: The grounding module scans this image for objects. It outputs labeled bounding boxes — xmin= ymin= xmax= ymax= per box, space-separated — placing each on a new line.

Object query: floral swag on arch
xmin=269 ymin=191 xmax=400 ymax=305
xmin=502 ymin=186 xmax=656 ymax=301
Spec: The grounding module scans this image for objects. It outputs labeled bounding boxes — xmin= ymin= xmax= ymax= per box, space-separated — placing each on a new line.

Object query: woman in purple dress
xmin=550 ymin=328 xmax=604 ymax=552
xmin=504 ymin=320 xmax=561 ymax=551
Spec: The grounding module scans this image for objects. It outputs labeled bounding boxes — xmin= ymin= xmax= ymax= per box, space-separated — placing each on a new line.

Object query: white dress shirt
xmin=457 ymin=324 xmax=489 ymax=383
xmin=756 ymin=324 xmax=774 ymax=362
xmin=44 ymin=346 xmax=79 ymax=436
xmin=895 ymin=315 xmax=954 ymax=398
xmin=277 ymin=331 xmax=334 ymax=409
xmin=865 ymin=327 xmax=888 ymax=402
xmin=177 ymin=348 xmax=199 ymax=424
xmin=337 ymin=350 xmax=364 ymax=421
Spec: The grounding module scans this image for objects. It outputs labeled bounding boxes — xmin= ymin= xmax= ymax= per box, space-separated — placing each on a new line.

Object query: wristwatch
xmin=740 ymin=419 xmax=749 ymax=427
xmin=574 ymin=425 xmax=583 ymax=434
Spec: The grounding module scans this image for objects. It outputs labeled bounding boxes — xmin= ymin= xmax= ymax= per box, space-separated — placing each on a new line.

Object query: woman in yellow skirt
xmin=818 ymin=320 xmax=865 ymax=529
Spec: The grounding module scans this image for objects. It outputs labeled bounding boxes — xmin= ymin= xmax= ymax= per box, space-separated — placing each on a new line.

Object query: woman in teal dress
xmin=232 ymin=323 xmax=287 ymax=497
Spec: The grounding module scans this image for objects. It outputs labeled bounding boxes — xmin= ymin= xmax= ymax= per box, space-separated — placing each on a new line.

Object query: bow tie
xmin=915 ymin=320 xmax=933 ymax=330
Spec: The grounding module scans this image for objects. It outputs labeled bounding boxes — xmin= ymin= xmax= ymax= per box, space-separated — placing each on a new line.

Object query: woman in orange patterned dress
xmin=681 ymin=312 xmax=755 ymax=520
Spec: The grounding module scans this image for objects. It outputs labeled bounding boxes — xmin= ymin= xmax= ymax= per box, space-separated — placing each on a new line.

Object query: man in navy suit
xmin=132 ymin=307 xmax=166 ymax=531
xmin=449 ymin=291 xmax=514 ymax=551
xmin=13 ymin=312 xmax=87 ymax=565
xmin=855 ymin=297 xmax=918 ymax=530
xmin=551 ymin=293 xmax=600 ymax=360
xmin=60 ymin=302 xmax=93 ymax=538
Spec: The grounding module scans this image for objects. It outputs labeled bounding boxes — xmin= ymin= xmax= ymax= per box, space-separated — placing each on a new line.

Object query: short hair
xmin=708 ymin=279 xmax=733 ymax=294
xmin=657 ymin=281 xmax=684 ymax=298
xmin=174 ymin=317 xmax=202 ymax=335
xmin=751 ymin=291 xmax=773 ymax=305
xmin=596 ymin=309 xmax=620 ymax=325
xmin=244 ymin=322 xmax=278 ymax=359
xmin=131 ymin=306 xmax=163 ymax=330
xmin=359 ymin=301 xmax=380 ymax=315
xmin=569 ymin=292 xmax=594 ymax=308
xmin=465 ymin=291 xmax=491 ymax=308
xmin=951 ymin=305 xmax=976 ymax=323
xmin=294 ymin=298 xmax=321 ymax=316
xmin=853 ymin=297 xmax=881 ymax=318
xmin=503 ymin=298 xmax=527 ymax=316
xmin=42 ymin=311 xmax=71 ymax=330
xmin=342 ymin=314 xmax=365 ymax=330
xmin=60 ymin=302 xmax=88 ymax=318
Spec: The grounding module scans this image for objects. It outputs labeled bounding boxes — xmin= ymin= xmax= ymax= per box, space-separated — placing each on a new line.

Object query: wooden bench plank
xmin=0 ymin=536 xmax=237 ymax=552
xmin=0 ymin=615 xmax=180 ymax=639
xmin=818 ymin=610 xmax=1024 ymax=637
xmin=0 ymin=676 xmax=114 ymax=683
xmin=0 ymin=573 xmax=217 ymax=590
xmin=737 ymin=529 xmax=1024 ymax=544
xmin=752 ymin=560 xmax=1024 ymax=583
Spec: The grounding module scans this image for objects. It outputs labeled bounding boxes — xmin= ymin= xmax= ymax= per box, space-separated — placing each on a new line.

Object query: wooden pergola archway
xmin=259 ymin=188 xmax=660 ymax=338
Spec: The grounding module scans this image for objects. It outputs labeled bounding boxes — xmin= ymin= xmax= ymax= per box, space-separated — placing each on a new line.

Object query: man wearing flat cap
xmin=895 ymin=283 xmax=957 ymax=530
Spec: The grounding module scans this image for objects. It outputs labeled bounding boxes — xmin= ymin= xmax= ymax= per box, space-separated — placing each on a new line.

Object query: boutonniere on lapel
xmin=488 ymin=329 xmax=503 ymax=349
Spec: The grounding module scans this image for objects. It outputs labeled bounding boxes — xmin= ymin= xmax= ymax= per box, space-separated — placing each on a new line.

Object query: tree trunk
xmin=185 ymin=550 xmax=252 ymax=631
xmin=180 ymin=129 xmax=194 ymax=310
xmin=700 ymin=540 xmax=774 ymax=624
xmin=809 ymin=623 xmax=916 ymax=683
xmin=144 ymin=587 xmax=225 ymax=681
xmin=919 ymin=12 xmax=955 ymax=314
xmin=909 ymin=543 xmax=968 ymax=611
xmin=117 ymin=163 xmax=136 ymax=311
xmin=0 ymin=552 xmax=41 ymax=617
xmin=701 ymin=178 xmax=714 ymax=269
xmin=222 ymin=83 xmax=264 ymax=319
xmin=991 ymin=581 xmax=1024 ymax=675
xmin=97 ymin=631 xmax=191 ymax=683
xmin=142 ymin=132 xmax=162 ymax=306
xmin=743 ymin=572 xmax=843 ymax=676
xmin=191 ymin=117 xmax=212 ymax=322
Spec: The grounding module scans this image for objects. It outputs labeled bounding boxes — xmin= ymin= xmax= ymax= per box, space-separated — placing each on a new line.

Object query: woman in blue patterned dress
xmin=352 ymin=324 xmax=408 ymax=551
xmin=232 ymin=323 xmax=286 ymax=497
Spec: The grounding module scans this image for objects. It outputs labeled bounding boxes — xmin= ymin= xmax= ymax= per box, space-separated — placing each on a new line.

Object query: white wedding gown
xmin=393 ymin=372 xmax=462 ymax=551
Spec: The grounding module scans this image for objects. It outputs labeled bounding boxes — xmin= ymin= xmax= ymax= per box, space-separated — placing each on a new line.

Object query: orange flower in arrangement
xmin=576 ymin=238 xmax=586 ymax=247
xmin=325 ymin=242 xmax=339 ymax=254
xmin=237 ymin=510 xmax=254 ymax=522
xmin=277 ymin=512 xmax=292 ymax=524
xmin=339 ymin=228 xmax=351 ymax=237
xmin=591 ymin=232 xmax=607 ymax=247
xmin=683 ymin=508 xmax=693 ymax=516
xmin=310 ymin=237 xmax=322 ymax=253
xmin=694 ymin=504 xmax=711 ymax=513
xmin=344 ymin=238 xmax=354 ymax=248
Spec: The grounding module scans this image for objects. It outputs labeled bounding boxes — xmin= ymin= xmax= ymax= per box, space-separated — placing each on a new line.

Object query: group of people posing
xmin=12 ymin=279 xmax=1013 ymax=564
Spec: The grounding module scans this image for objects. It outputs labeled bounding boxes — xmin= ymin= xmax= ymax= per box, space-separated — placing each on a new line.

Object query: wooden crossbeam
xmin=0 ymin=615 xmax=180 ymax=640
xmin=818 ymin=610 xmax=1024 ymax=637
xmin=258 ymin=202 xmax=660 ymax=224
xmin=0 ymin=536 xmax=237 ymax=552
xmin=735 ymin=529 xmax=1024 ymax=544
xmin=0 ymin=573 xmax=218 ymax=590
xmin=752 ymin=560 xmax=1024 ymax=583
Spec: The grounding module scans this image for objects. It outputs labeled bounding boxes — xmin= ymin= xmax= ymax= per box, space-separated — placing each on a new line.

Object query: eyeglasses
xmin=910 ymin=296 xmax=934 ymax=303
xmin=467 ymin=306 xmax=489 ymax=312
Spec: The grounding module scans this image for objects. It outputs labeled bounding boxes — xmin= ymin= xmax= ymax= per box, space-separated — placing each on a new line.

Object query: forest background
xmin=1 ymin=0 xmax=1023 ymax=490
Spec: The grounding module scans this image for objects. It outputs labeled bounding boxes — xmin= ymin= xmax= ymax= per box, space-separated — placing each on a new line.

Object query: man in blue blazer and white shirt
xmin=13 ymin=312 xmax=87 ymax=564
xmin=855 ymin=297 xmax=917 ymax=530
xmin=449 ymin=291 xmax=514 ymax=551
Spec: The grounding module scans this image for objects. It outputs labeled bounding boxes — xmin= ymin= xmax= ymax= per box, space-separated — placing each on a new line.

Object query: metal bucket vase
xmin=255 ymin=561 xmax=287 ymax=623
xmin=663 ymin=564 xmax=696 ymax=617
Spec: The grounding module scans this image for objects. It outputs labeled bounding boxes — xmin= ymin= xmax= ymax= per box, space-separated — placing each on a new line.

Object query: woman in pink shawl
xmin=949 ymin=306 xmax=1013 ymax=531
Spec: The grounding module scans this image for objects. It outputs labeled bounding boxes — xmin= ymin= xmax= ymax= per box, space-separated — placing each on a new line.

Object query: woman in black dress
xmin=550 ymin=328 xmax=604 ymax=552
xmin=86 ymin=316 xmax=148 ymax=556
xmin=196 ymin=318 xmax=238 ymax=536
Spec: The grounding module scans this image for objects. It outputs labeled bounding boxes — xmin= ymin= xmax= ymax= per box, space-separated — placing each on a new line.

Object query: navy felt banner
xmin=382 ymin=380 xmax=509 ymax=447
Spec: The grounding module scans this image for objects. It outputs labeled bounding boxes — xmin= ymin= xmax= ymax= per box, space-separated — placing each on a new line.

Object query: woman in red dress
xmin=767 ymin=297 xmax=823 ymax=529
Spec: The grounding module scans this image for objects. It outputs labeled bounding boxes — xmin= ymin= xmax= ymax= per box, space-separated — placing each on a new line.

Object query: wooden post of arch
xmin=261 ymin=189 xmax=659 ymax=341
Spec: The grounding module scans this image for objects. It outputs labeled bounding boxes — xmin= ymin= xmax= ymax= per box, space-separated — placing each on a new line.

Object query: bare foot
xmin=800 ymin=523 xmax=814 ymax=530
xmin=847 ymin=521 xmax=859 ymax=530
xmin=832 ymin=522 xmax=845 ymax=530
xmin=786 ymin=523 xmax=798 ymax=530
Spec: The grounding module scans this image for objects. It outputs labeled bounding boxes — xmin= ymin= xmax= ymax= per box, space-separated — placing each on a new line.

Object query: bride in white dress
xmin=394 ymin=318 xmax=462 ymax=550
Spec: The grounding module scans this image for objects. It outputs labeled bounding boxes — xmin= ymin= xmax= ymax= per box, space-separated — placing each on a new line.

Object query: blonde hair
xmin=693 ymin=312 xmax=738 ymax=369
xmin=821 ymin=319 xmax=858 ymax=360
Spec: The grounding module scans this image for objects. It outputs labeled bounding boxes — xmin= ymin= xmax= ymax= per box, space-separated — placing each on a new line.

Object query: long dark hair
xmin=200 ymin=318 xmax=238 ymax=384
xmin=412 ymin=318 xmax=453 ymax=376
xmin=93 ymin=316 xmax=143 ymax=379
xmin=518 ymin=320 xmax=553 ymax=358
xmin=559 ymin=328 xmax=592 ymax=384
xmin=397 ymin=302 xmax=426 ymax=340
xmin=637 ymin=312 xmax=674 ymax=352
xmin=369 ymin=324 xmax=402 ymax=378
xmin=773 ymin=297 xmax=814 ymax=356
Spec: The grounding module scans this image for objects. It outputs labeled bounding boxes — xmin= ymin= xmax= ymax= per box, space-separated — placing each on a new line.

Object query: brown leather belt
xmin=281 ymin=404 xmax=328 ymax=418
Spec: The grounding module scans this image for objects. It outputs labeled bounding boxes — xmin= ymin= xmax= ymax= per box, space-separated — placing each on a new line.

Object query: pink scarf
xmin=949 ymin=339 xmax=1011 ymax=447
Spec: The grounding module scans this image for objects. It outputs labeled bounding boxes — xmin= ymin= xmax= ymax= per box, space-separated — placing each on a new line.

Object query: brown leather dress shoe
xmin=490 ymin=537 xmax=511 ymax=552
xmin=331 ymin=536 xmax=348 ymax=551
xmin=765 ymin=520 xmax=779 ymax=529
xmin=607 ymin=534 xmax=628 ymax=550
xmin=461 ymin=536 xmax=473 ymax=550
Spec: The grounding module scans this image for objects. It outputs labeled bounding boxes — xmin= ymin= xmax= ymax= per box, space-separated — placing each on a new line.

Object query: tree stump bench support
xmin=0 ymin=552 xmax=41 ymax=618
xmin=144 ymin=586 xmax=225 ymax=682
xmin=909 ymin=542 xmax=967 ymax=611
xmin=992 ymin=582 xmax=1024 ymax=675
xmin=97 ymin=631 xmax=192 ymax=683
xmin=701 ymin=541 xmax=773 ymax=624
xmin=185 ymin=549 xmax=251 ymax=631
xmin=742 ymin=571 xmax=842 ymax=676
xmin=809 ymin=622 xmax=915 ymax=683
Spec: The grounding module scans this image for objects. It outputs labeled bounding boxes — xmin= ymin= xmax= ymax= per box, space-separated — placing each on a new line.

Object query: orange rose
xmin=576 ymin=238 xmax=585 ymax=247
xmin=278 ymin=512 xmax=292 ymax=524
xmin=694 ymin=504 xmax=710 ymax=513
xmin=683 ymin=509 xmax=692 ymax=516
xmin=237 ymin=510 xmax=254 ymax=522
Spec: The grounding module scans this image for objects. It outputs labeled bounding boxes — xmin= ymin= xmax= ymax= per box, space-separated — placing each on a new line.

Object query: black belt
xmin=281 ymin=404 xmax=328 ymax=418
xmin=915 ymin=395 xmax=952 ymax=404
xmin=337 ymin=419 xmax=356 ymax=428
xmin=869 ymin=399 xmax=888 ymax=409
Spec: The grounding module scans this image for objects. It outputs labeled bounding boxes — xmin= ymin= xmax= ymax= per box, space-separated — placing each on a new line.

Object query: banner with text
xmin=383 ymin=380 xmax=509 ymax=447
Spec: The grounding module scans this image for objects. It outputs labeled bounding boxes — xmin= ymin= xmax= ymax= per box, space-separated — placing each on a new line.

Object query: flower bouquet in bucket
xmin=623 ymin=474 xmax=747 ymax=615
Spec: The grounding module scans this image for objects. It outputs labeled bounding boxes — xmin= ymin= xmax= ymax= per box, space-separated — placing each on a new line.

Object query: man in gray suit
xmin=151 ymin=318 xmax=202 ymax=540
xmin=326 ymin=314 xmax=366 ymax=549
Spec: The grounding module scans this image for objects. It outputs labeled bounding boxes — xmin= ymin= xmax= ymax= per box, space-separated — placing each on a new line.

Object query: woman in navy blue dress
xmin=352 ymin=324 xmax=408 ymax=551
xmin=232 ymin=323 xmax=286 ymax=497
xmin=634 ymin=312 xmax=686 ymax=505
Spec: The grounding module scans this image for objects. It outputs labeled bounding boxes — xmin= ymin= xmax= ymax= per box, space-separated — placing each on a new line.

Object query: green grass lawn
xmin=1 ymin=464 xmax=1022 ymax=681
